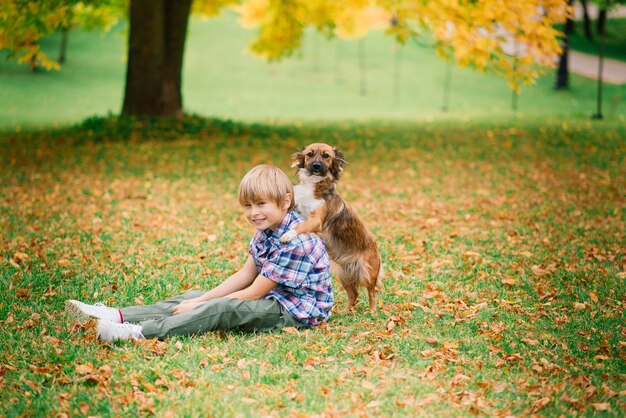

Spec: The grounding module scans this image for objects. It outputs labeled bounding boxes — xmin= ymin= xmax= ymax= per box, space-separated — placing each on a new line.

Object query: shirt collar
xmin=260 ymin=211 xmax=297 ymax=241
xmin=274 ymin=211 xmax=295 ymax=239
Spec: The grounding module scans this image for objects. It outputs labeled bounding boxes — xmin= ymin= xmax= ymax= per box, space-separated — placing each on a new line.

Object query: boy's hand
xmin=172 ymin=300 xmax=203 ymax=315
xmin=179 ymin=297 xmax=203 ymax=306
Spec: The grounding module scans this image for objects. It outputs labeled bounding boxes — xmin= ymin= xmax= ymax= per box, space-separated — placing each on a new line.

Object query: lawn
xmin=1 ymin=13 xmax=625 ymax=130
xmin=569 ymin=17 xmax=626 ymax=63
xmin=0 ymin=116 xmax=624 ymax=416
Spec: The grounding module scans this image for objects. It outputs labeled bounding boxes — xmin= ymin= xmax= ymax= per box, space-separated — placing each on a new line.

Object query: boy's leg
xmin=120 ymin=291 xmax=206 ymax=323
xmin=139 ymin=298 xmax=302 ymax=339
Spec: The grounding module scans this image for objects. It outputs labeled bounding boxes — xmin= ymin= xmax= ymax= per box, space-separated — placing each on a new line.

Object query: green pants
xmin=120 ymin=291 xmax=303 ymax=339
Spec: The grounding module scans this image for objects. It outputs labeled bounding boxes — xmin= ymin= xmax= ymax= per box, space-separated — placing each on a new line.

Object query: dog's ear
xmin=330 ymin=147 xmax=346 ymax=179
xmin=290 ymin=147 xmax=306 ymax=169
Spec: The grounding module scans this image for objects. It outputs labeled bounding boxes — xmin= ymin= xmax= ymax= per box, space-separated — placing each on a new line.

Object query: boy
xmin=66 ymin=165 xmax=334 ymax=342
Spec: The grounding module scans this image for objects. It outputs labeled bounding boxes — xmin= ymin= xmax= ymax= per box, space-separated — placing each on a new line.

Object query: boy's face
xmin=242 ymin=195 xmax=291 ymax=232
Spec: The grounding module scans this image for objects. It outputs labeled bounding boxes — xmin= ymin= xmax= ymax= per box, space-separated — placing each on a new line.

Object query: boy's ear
xmin=284 ymin=192 xmax=293 ymax=210
xmin=290 ymin=147 xmax=306 ymax=169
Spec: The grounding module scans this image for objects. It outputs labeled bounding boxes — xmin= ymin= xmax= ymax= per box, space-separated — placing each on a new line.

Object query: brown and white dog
xmin=280 ymin=143 xmax=383 ymax=311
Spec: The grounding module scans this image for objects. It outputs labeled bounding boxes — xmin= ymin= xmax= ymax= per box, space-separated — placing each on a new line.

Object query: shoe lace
xmin=94 ymin=302 xmax=107 ymax=308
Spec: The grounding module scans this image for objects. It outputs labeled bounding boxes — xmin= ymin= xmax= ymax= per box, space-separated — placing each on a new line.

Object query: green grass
xmin=569 ymin=17 xmax=626 ymax=62
xmin=1 ymin=13 xmax=625 ymax=130
xmin=0 ymin=117 xmax=624 ymax=416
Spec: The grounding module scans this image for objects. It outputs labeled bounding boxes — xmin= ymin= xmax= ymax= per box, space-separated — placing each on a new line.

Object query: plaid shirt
xmin=248 ymin=211 xmax=333 ymax=326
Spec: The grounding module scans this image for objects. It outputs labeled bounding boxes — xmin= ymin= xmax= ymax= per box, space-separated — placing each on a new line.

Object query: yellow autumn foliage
xmin=0 ymin=0 xmax=569 ymax=90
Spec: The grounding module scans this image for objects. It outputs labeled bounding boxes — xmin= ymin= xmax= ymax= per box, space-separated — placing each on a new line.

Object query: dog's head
xmin=291 ymin=143 xmax=346 ymax=180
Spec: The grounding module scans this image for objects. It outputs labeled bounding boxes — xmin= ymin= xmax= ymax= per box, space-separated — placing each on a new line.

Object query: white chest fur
xmin=294 ymin=182 xmax=324 ymax=219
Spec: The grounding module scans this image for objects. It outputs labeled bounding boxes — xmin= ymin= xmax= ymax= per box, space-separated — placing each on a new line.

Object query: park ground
xmin=0 ymin=12 xmax=625 ymax=418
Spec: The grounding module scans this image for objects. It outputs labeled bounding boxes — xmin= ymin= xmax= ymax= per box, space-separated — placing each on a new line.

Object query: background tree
xmin=555 ymin=0 xmax=575 ymax=89
xmin=579 ymin=0 xmax=594 ymax=40
xmin=0 ymin=0 xmax=121 ymax=70
xmin=591 ymin=0 xmax=618 ymax=119
xmin=1 ymin=0 xmax=569 ymax=118
xmin=0 ymin=0 xmax=71 ymax=71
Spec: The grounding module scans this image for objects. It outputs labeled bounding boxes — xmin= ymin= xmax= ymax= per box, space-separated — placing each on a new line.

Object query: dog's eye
xmin=306 ymin=151 xmax=314 ymax=157
xmin=322 ymin=153 xmax=330 ymax=158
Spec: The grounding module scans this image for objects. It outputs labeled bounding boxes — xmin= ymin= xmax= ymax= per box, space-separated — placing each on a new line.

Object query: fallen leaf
xmin=531 ymin=265 xmax=550 ymax=277
xmin=426 ymin=337 xmax=439 ymax=345
xmin=362 ymin=380 xmax=376 ymax=390
xmin=282 ymin=327 xmax=300 ymax=335
xmin=75 ymin=363 xmax=94 ymax=375
xmin=591 ymin=403 xmax=610 ymax=411
xmin=13 ymin=252 xmax=29 ymax=263
xmin=532 ymin=397 xmax=551 ymax=412
xmin=463 ymin=251 xmax=482 ymax=265
xmin=366 ymin=400 xmax=383 ymax=408
xmin=501 ymin=278 xmax=517 ymax=287
xmin=142 ymin=382 xmax=158 ymax=392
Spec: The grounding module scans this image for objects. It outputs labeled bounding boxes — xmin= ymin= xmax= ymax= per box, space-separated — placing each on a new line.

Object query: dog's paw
xmin=280 ymin=229 xmax=298 ymax=243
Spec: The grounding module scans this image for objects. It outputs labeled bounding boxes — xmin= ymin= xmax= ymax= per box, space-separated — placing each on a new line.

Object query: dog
xmin=280 ymin=143 xmax=383 ymax=311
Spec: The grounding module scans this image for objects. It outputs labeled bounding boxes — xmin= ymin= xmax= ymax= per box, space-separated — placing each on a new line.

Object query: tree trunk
xmin=580 ymin=0 xmax=593 ymax=40
xmin=59 ymin=27 xmax=69 ymax=64
xmin=122 ymin=0 xmax=192 ymax=117
xmin=555 ymin=0 xmax=574 ymax=89
xmin=597 ymin=8 xmax=607 ymax=36
xmin=592 ymin=21 xmax=606 ymax=119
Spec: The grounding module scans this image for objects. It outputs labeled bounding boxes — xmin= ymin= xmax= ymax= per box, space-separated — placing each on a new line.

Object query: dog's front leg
xmin=280 ymin=205 xmax=326 ymax=243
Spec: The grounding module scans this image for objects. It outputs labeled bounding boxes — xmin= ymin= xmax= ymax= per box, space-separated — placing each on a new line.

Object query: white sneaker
xmin=66 ymin=300 xmax=122 ymax=324
xmin=97 ymin=320 xmax=144 ymax=342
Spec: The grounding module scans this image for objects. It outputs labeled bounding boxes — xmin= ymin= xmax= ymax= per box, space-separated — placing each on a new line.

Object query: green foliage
xmin=76 ymin=114 xmax=301 ymax=141
xmin=2 ymin=0 xmax=570 ymax=90
xmin=0 ymin=0 xmax=122 ymax=71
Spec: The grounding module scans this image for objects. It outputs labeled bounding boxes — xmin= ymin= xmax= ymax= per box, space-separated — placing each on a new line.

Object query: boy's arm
xmin=172 ymin=256 xmax=258 ymax=315
xmin=226 ymin=275 xmax=276 ymax=300
xmin=197 ymin=255 xmax=258 ymax=301
xmin=172 ymin=257 xmax=272 ymax=315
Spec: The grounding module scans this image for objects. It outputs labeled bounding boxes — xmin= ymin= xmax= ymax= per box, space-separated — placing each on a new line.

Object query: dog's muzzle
xmin=308 ymin=161 xmax=326 ymax=175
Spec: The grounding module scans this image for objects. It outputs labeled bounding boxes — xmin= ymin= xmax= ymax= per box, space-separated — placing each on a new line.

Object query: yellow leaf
xmin=591 ymin=403 xmax=610 ymax=411
xmin=75 ymin=363 xmax=94 ymax=375
xmin=361 ymin=380 xmax=376 ymax=390
xmin=13 ymin=252 xmax=29 ymax=263
xmin=142 ymin=382 xmax=158 ymax=393
xmin=282 ymin=326 xmax=300 ymax=335
xmin=531 ymin=265 xmax=550 ymax=277
xmin=501 ymin=278 xmax=517 ymax=287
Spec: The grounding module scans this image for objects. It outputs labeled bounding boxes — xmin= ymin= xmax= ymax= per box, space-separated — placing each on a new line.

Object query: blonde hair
xmin=238 ymin=164 xmax=295 ymax=211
